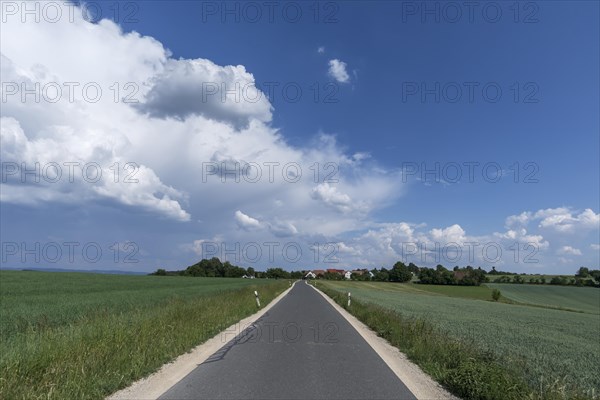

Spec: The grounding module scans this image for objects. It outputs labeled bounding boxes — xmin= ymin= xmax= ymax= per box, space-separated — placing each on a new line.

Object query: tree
xmin=290 ymin=270 xmax=303 ymax=279
xmin=589 ymin=270 xmax=600 ymax=283
xmin=266 ymin=268 xmax=290 ymax=279
xmin=247 ymin=267 xmax=255 ymax=276
xmin=153 ymin=268 xmax=167 ymax=276
xmin=575 ymin=267 xmax=590 ymax=278
xmin=390 ymin=262 xmax=412 ymax=283
xmin=408 ymin=263 xmax=420 ymax=274
xmin=373 ymin=268 xmax=389 ymax=282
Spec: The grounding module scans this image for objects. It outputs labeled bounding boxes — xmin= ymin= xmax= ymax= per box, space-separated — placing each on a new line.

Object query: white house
xmin=305 ymin=271 xmax=317 ymax=279
xmin=344 ymin=271 xmax=352 ymax=280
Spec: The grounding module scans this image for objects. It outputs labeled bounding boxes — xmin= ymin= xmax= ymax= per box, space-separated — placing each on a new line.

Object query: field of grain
xmin=487 ymin=274 xmax=564 ymax=282
xmin=321 ymin=281 xmax=600 ymax=398
xmin=486 ymin=283 xmax=600 ymax=314
xmin=0 ymin=271 xmax=288 ymax=399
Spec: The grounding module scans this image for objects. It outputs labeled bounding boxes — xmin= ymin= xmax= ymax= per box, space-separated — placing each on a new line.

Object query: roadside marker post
xmin=347 ymin=292 xmax=351 ymax=307
xmin=255 ymin=291 xmax=261 ymax=308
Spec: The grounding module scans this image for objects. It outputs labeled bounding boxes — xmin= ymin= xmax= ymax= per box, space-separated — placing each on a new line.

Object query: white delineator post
xmin=255 ymin=291 xmax=260 ymax=308
xmin=347 ymin=292 xmax=351 ymax=307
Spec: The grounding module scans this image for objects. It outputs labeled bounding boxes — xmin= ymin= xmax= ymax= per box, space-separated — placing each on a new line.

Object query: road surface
xmin=159 ymin=282 xmax=417 ymax=399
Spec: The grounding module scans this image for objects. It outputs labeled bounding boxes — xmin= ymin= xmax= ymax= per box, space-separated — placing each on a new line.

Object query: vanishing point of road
xmin=159 ymin=282 xmax=417 ymax=400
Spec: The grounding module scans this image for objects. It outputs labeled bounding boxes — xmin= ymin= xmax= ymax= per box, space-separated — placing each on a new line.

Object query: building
xmin=304 ymin=271 xmax=316 ymax=279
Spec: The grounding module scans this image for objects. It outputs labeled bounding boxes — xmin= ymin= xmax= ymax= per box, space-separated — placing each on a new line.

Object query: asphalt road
xmin=159 ymin=282 xmax=417 ymax=400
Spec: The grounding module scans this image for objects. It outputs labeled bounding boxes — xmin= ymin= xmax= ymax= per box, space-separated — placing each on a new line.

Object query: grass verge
xmin=0 ymin=279 xmax=288 ymax=399
xmin=318 ymin=284 xmax=594 ymax=400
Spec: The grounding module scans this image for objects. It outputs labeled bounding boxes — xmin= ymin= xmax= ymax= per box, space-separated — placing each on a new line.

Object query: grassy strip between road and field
xmin=318 ymin=283 xmax=594 ymax=400
xmin=0 ymin=273 xmax=288 ymax=399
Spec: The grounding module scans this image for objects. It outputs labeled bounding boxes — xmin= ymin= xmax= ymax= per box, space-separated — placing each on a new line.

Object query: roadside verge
xmin=107 ymin=281 xmax=296 ymax=400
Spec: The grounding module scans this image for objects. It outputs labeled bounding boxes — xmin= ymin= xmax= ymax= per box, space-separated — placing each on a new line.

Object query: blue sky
xmin=1 ymin=1 xmax=598 ymax=273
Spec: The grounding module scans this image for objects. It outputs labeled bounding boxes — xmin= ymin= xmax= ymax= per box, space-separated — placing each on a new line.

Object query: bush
xmin=492 ymin=289 xmax=501 ymax=301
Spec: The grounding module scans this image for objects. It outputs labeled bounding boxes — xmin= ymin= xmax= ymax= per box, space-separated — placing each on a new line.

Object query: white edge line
xmin=107 ymin=281 xmax=297 ymax=400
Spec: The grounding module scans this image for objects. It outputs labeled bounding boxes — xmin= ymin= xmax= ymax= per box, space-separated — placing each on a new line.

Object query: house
xmin=344 ymin=271 xmax=352 ymax=280
xmin=304 ymin=271 xmax=316 ymax=279
xmin=305 ymin=269 xmax=325 ymax=278
xmin=326 ymin=269 xmax=345 ymax=275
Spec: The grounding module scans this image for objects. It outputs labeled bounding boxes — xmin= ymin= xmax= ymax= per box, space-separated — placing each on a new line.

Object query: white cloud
xmin=557 ymin=246 xmax=582 ymax=256
xmin=0 ymin=5 xmax=400 ymax=230
xmin=591 ymin=244 xmax=600 ymax=251
xmin=505 ymin=211 xmax=531 ymax=228
xmin=317 ymin=46 xmax=325 ymax=54
xmin=535 ymin=208 xmax=599 ymax=233
xmin=135 ymin=58 xmax=272 ymax=129
xmin=505 ymin=207 xmax=600 ymax=234
xmin=310 ymin=182 xmax=369 ymax=214
xmin=234 ymin=210 xmax=261 ymax=230
xmin=328 ymin=59 xmax=350 ymax=83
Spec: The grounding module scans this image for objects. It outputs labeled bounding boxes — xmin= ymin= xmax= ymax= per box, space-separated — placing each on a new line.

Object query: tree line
xmin=150 ymin=258 xmax=599 ymax=287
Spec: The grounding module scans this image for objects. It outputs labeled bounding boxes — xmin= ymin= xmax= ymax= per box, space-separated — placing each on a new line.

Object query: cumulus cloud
xmin=505 ymin=211 xmax=531 ymax=228
xmin=135 ymin=58 xmax=272 ymax=129
xmin=505 ymin=207 xmax=600 ymax=233
xmin=318 ymin=46 xmax=325 ymax=54
xmin=310 ymin=182 xmax=370 ymax=215
xmin=1 ymin=4 xmax=400 ymax=229
xmin=535 ymin=208 xmax=599 ymax=233
xmin=0 ymin=116 xmax=191 ymax=221
xmin=328 ymin=59 xmax=350 ymax=83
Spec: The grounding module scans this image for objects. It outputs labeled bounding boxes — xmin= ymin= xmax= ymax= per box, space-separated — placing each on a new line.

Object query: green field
xmin=487 ymin=283 xmax=600 ymax=314
xmin=321 ymin=281 xmax=600 ymax=399
xmin=0 ymin=271 xmax=288 ymax=399
xmin=488 ymin=274 xmax=565 ymax=282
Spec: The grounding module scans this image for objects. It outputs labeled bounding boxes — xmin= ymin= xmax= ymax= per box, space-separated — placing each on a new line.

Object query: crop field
xmin=321 ymin=281 xmax=600 ymax=398
xmin=0 ymin=271 xmax=288 ymax=399
xmin=486 ymin=283 xmax=600 ymax=314
xmin=487 ymin=274 xmax=564 ymax=283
